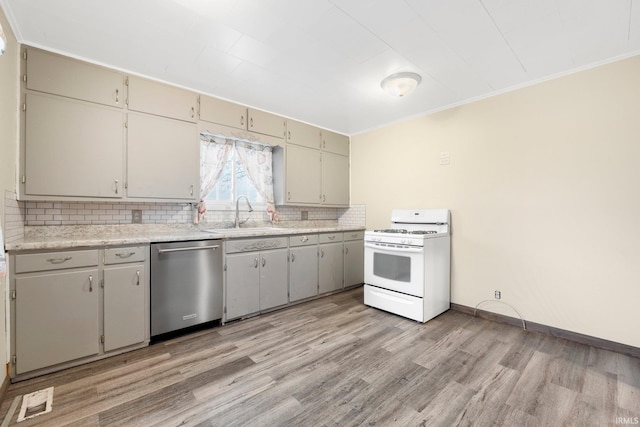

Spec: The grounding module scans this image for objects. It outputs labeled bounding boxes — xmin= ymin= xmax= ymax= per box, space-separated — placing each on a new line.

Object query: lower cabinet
xmin=289 ymin=234 xmax=319 ymax=302
xmin=10 ymin=246 xmax=149 ymax=379
xmin=15 ymin=269 xmax=100 ymax=374
xmin=103 ymin=264 xmax=146 ymax=352
xmin=343 ymin=231 xmax=365 ymax=288
xmin=319 ymin=233 xmax=344 ymax=294
xmin=224 ymin=237 xmax=289 ymax=321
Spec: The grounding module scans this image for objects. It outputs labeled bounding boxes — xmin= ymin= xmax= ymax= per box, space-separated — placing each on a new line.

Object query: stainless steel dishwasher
xmin=150 ymin=240 xmax=222 ymax=336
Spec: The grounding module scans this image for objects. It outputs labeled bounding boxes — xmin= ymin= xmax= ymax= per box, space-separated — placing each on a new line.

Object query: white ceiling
xmin=2 ymin=0 xmax=640 ymax=135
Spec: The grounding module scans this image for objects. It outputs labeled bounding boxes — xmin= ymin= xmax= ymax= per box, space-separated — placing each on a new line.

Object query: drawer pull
xmin=136 ymin=270 xmax=140 ymax=286
xmin=89 ymin=275 xmax=93 ymax=292
xmin=115 ymin=252 xmax=136 ymax=258
xmin=328 ymin=235 xmax=336 ymax=240
xmin=301 ymin=236 xmax=308 ymax=243
xmin=291 ymin=253 xmax=295 ymax=262
xmin=351 ymin=233 xmax=358 ymax=238
xmin=262 ymin=257 xmax=266 ymax=267
xmin=254 ymin=257 xmax=259 ymax=268
xmin=157 ymin=245 xmax=219 ymax=254
xmin=345 ymin=247 xmax=349 ymax=255
xmin=46 ymin=256 xmax=72 ymax=264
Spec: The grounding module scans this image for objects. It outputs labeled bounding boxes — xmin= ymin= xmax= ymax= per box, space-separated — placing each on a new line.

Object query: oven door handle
xmin=364 ymin=243 xmax=423 ymax=253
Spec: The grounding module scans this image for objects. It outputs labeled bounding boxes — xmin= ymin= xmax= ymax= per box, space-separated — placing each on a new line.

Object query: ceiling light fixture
xmin=380 ymin=72 xmax=421 ymax=97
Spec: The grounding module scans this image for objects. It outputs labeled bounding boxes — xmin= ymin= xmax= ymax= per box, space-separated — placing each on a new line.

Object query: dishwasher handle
xmin=157 ymin=245 xmax=220 ymax=254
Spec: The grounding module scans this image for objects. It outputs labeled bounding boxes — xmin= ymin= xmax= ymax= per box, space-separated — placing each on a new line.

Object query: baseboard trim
xmin=451 ymin=303 xmax=640 ymax=359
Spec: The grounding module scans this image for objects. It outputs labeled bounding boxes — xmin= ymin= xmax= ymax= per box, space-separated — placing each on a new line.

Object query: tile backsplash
xmin=17 ymin=199 xmax=366 ymax=229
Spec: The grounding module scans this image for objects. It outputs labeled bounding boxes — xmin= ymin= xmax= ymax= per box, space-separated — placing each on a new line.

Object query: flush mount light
xmin=380 ymin=72 xmax=421 ymax=97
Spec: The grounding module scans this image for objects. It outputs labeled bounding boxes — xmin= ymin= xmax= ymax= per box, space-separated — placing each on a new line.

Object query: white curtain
xmin=200 ymin=134 xmax=233 ymax=200
xmin=234 ymin=140 xmax=276 ymax=213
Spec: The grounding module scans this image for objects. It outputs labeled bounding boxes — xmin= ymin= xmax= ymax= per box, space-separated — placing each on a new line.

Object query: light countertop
xmin=5 ymin=222 xmax=366 ymax=252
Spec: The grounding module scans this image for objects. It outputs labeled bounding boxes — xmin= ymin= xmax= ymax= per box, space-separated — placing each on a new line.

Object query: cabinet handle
xmin=287 ymin=130 xmax=291 ymax=141
xmin=291 ymin=253 xmax=295 ymax=262
xmin=328 ymin=235 xmax=336 ymax=240
xmin=115 ymin=89 xmax=119 ymax=103
xmin=157 ymin=245 xmax=219 ymax=254
xmin=254 ymin=257 xmax=258 ymax=268
xmin=241 ymin=115 xmax=244 ymax=126
xmin=262 ymin=257 xmax=266 ymax=267
xmin=89 ymin=275 xmax=93 ymax=292
xmin=46 ymin=256 xmax=72 ymax=264
xmin=114 ymin=179 xmax=119 ymax=195
xmin=323 ymin=140 xmax=326 ymax=149
xmin=136 ymin=270 xmax=140 ymax=286
xmin=287 ymin=192 xmax=291 ymax=201
xmin=320 ymin=249 xmax=325 ymax=258
xmin=345 ymin=247 xmax=349 ymax=255
xmin=322 ymin=195 xmax=326 ymax=202
xmin=250 ymin=117 xmax=254 ymax=128
xmin=115 ymin=252 xmax=136 ymax=258
xmin=191 ymin=106 xmax=195 ymax=118
xmin=190 ymin=185 xmax=194 ymax=196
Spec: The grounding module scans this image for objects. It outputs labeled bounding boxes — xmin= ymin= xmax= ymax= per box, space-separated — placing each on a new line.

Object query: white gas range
xmin=364 ymin=209 xmax=451 ymax=322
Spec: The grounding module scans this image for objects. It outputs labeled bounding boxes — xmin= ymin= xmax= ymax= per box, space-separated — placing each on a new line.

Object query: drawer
xmin=226 ymin=237 xmax=289 ymax=254
xmin=318 ymin=232 xmax=343 ymax=244
xmin=343 ymin=231 xmax=364 ymax=241
xmin=289 ymin=234 xmax=318 ymax=247
xmin=14 ymin=250 xmax=99 ymax=273
xmin=104 ymin=246 xmax=148 ymax=264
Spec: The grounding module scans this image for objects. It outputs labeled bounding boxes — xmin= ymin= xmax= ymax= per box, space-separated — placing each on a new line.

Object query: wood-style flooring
xmin=1 ymin=286 xmax=639 ymax=426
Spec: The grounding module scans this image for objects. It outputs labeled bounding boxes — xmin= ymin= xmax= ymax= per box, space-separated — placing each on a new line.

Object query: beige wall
xmin=352 ymin=55 xmax=640 ymax=348
xmin=0 ymin=6 xmax=18 ymax=388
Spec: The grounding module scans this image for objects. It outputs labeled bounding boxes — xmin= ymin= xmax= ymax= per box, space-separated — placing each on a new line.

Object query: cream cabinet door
xmin=15 ymin=269 xmax=100 ymax=374
xmin=24 ymin=93 xmax=124 ymax=198
xmin=344 ymin=240 xmax=364 ymax=287
xmin=26 ymin=48 xmax=124 ymax=108
xmin=285 ymin=145 xmax=321 ymax=204
xmin=286 ymin=119 xmax=321 ymax=149
xmin=103 ymin=265 xmax=146 ymax=352
xmin=319 ymin=243 xmax=344 ymax=294
xmin=321 ymin=130 xmax=350 ymax=156
xmin=248 ymin=108 xmax=286 ymax=139
xmin=225 ymin=252 xmax=260 ymax=320
xmin=200 ymin=95 xmax=247 ymax=130
xmin=259 ymin=248 xmax=289 ymax=311
xmin=321 ymin=152 xmax=349 ymax=206
xmin=289 ymin=245 xmax=319 ymax=302
xmin=127 ymin=112 xmax=198 ymax=200
xmin=127 ymin=76 xmax=198 ymax=123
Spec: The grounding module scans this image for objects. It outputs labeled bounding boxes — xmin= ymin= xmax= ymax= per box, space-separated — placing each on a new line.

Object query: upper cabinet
xmin=247 ymin=108 xmax=286 ymax=139
xmin=200 ymin=95 xmax=285 ymax=139
xmin=25 ymin=49 xmax=124 ymax=108
xmin=321 ymin=129 xmax=349 ymax=156
xmin=23 ymin=93 xmax=124 ymax=199
xmin=286 ymin=119 xmax=322 ymax=149
xmin=127 ymin=76 xmax=198 ymax=123
xmin=200 ymin=95 xmax=247 ymax=130
xmin=126 ymin=112 xmax=198 ymax=201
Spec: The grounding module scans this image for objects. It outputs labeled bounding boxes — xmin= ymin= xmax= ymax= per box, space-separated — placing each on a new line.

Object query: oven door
xmin=364 ymin=241 xmax=424 ymax=297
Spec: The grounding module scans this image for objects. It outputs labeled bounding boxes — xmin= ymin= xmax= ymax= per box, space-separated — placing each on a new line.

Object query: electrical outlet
xmin=301 ymin=210 xmax=308 ymax=220
xmin=132 ymin=210 xmax=142 ymax=224
xmin=494 ymin=290 xmax=501 ymax=300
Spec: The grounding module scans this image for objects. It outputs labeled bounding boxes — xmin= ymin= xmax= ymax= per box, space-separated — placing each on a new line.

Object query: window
xmin=204 ymin=148 xmax=264 ymax=206
xmin=199 ymin=134 xmax=274 ymax=212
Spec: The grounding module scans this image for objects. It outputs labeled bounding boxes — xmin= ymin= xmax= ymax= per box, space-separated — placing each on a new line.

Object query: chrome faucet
xmin=235 ymin=195 xmax=253 ymax=228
